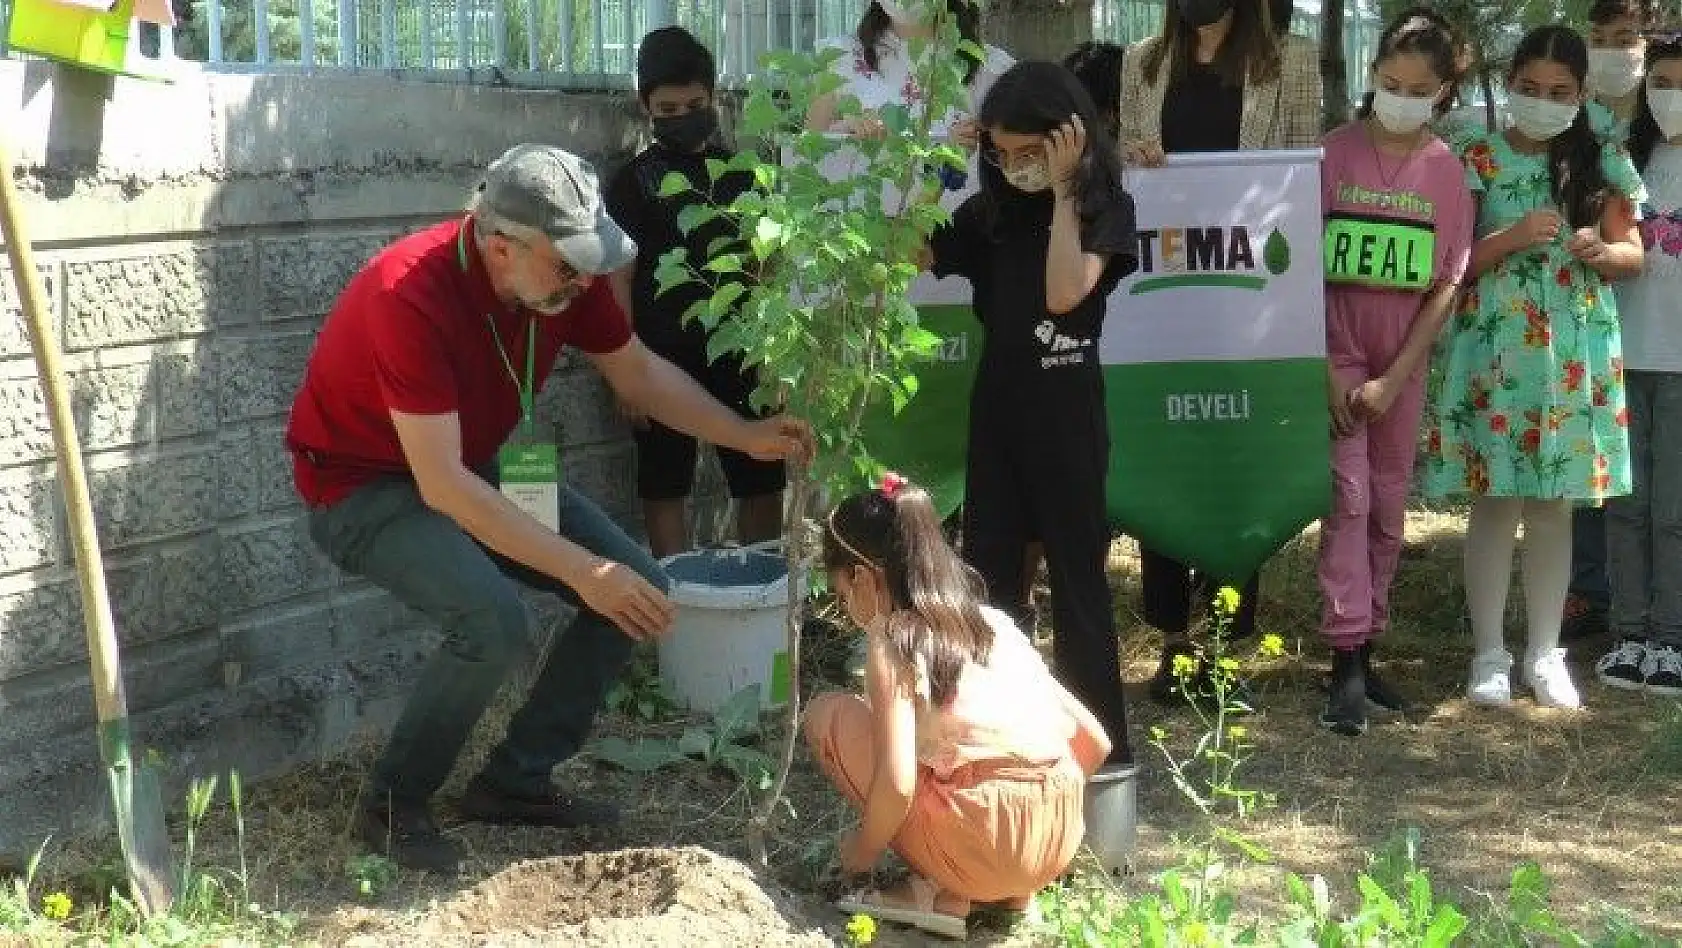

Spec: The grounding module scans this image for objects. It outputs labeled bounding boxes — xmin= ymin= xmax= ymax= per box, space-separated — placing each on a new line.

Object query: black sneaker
xmin=1595 ymin=638 xmax=1649 ymax=691
xmin=1319 ymin=648 xmax=1367 ymax=737
xmin=458 ymin=777 xmax=622 ymax=829
xmin=1643 ymin=644 xmax=1682 ymax=696
xmin=354 ymin=797 xmax=462 ymax=873
xmin=1359 ymin=643 xmax=1410 ymax=713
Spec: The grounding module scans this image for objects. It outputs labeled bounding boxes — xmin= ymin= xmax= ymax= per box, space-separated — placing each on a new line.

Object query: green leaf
xmin=1285 ymin=873 xmax=1318 ymax=913
xmin=1423 ymin=905 xmax=1468 ymax=948
xmin=1409 ymin=871 xmax=1432 ymax=927
xmin=589 ymin=738 xmax=686 ymax=773
xmin=683 ymin=298 xmax=712 ymax=331
xmin=742 ymin=94 xmax=781 ymax=136
xmin=1357 ymin=874 xmax=1403 ymax=928
xmin=717 ymin=744 xmax=777 ymax=788
xmin=653 ymin=249 xmax=693 ymax=300
xmin=1263 ymin=227 xmax=1292 ymax=276
xmin=711 ymin=684 xmax=764 ymax=746
xmin=658 ymin=171 xmax=692 ymax=198
xmin=707 ymin=281 xmax=748 ymax=318
xmin=879 ymin=103 xmax=913 ymax=135
xmin=706 ymin=254 xmax=745 ymax=276
xmin=676 ymin=203 xmax=721 ymax=236
xmin=1161 ymin=870 xmax=1189 ymax=914
xmin=704 ymin=157 xmax=728 ymax=185
xmin=676 ymin=727 xmax=713 ymax=759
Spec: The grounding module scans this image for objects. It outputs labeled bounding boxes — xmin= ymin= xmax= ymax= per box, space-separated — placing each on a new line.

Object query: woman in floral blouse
xmin=804 ymin=0 xmax=1013 ymax=148
xmin=1426 ymin=25 xmax=1646 ymax=709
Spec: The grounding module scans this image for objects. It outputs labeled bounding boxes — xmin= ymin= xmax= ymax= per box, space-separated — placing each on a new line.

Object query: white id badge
xmin=498 ymin=441 xmax=560 ymax=533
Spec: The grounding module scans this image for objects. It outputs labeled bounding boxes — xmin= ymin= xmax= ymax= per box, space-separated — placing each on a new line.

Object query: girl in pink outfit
xmin=804 ymin=476 xmax=1111 ymax=940
xmin=1317 ymin=7 xmax=1476 ymax=736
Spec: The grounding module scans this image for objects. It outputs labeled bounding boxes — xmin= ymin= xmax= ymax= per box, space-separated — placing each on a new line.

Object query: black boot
xmin=1359 ymin=642 xmax=1410 ymax=713
xmin=1320 ymin=648 xmax=1367 ymax=736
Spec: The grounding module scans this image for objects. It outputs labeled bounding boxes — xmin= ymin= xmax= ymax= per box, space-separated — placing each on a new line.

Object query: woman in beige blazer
xmin=1119 ymin=0 xmax=1321 ymax=164
xmin=1116 ymin=0 xmax=1322 ymax=708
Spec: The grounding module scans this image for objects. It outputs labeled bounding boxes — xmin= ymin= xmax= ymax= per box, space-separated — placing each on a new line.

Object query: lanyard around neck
xmin=458 ymin=222 xmax=538 ymax=426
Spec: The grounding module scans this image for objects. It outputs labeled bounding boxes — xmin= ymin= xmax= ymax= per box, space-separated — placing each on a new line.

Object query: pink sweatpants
xmin=1318 ymin=360 xmax=1428 ymax=650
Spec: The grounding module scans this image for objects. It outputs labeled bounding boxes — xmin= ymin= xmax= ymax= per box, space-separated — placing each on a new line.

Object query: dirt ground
xmin=35 ymin=507 xmax=1682 ymax=945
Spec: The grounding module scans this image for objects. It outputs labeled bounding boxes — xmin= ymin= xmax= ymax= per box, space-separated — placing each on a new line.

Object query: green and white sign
xmin=1102 ymin=150 xmax=1329 ymax=581
xmin=810 ymin=140 xmax=983 ymax=519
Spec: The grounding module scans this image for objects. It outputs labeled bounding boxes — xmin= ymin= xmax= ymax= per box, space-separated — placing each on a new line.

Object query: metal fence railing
xmin=0 ymin=0 xmax=1378 ymax=95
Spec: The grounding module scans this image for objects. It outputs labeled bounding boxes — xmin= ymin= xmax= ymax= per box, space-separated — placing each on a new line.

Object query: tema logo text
xmin=1128 ymin=225 xmax=1292 ymax=295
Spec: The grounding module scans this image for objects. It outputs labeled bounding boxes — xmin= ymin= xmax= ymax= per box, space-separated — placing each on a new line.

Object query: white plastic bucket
xmin=657 ymin=545 xmax=791 ymax=713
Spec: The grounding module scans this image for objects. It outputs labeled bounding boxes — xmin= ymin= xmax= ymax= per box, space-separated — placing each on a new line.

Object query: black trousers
xmin=962 ymin=392 xmax=1132 ymax=763
xmin=1139 ymin=546 xmax=1260 ymax=643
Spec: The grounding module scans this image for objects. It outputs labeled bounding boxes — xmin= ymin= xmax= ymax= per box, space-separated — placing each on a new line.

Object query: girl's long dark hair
xmin=976 ymin=61 xmax=1129 ymax=222
xmin=1511 ymin=26 xmax=1611 ymax=230
xmin=1629 ymin=35 xmax=1682 ymax=172
xmin=1354 ymin=7 xmax=1463 ymax=120
xmin=857 ymin=0 xmax=983 ymax=85
xmin=1141 ymin=0 xmax=1281 ymax=88
xmin=823 ymin=482 xmax=993 ymax=707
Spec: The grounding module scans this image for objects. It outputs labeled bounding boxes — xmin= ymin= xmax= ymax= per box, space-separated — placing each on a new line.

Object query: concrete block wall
xmin=0 ymin=62 xmax=659 ymax=854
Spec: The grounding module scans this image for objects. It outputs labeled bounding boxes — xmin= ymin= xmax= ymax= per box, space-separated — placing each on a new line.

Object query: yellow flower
xmin=1216 ymin=657 xmax=1240 ymax=673
xmin=1172 ymin=653 xmax=1199 ymax=679
xmin=1150 ymin=726 xmax=1168 ymax=742
xmin=40 ymin=891 xmax=71 ymax=921
xmin=1228 ymin=725 xmax=1248 ymax=740
xmin=846 ymin=913 xmax=878 ymax=946
xmin=1259 ymin=634 xmax=1285 ymax=658
xmin=1214 ymin=586 xmax=1242 ymax=616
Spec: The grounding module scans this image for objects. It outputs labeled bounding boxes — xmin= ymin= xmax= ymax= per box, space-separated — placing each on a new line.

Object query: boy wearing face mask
xmin=606 ymin=27 xmax=787 ymax=558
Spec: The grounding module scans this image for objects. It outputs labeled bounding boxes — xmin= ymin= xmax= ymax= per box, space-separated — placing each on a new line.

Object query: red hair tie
xmin=879 ymin=472 xmax=908 ymax=498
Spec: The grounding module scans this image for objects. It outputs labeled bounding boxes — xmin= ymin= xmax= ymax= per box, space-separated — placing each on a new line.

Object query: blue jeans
xmin=1570 ymin=505 xmax=1609 ymax=610
xmin=309 ymin=476 xmax=668 ymax=803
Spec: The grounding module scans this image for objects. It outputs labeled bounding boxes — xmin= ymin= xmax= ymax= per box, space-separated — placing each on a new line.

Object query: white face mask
xmin=1004 ymin=161 xmax=1053 ymax=193
xmin=1509 ymin=93 xmax=1581 ymax=142
xmin=1588 ymin=46 xmax=1645 ymax=98
xmin=1648 ymin=86 xmax=1682 ymax=140
xmin=1371 ymin=87 xmax=1439 ymax=135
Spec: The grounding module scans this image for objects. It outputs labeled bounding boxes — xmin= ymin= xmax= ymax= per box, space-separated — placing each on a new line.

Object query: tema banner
xmin=805 ymin=140 xmax=982 ymax=518
xmin=1102 ymin=150 xmax=1329 ymax=582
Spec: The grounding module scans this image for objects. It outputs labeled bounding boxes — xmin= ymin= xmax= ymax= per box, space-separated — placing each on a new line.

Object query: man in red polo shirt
xmin=287 ymin=144 xmax=809 ymax=872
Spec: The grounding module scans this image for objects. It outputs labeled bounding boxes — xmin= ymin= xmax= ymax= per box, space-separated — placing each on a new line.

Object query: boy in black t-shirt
xmin=606 ymin=26 xmax=785 ymax=558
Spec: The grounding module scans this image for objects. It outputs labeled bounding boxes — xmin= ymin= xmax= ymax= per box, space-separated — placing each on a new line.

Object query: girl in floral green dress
xmin=1425 ymin=25 xmax=1646 ymax=709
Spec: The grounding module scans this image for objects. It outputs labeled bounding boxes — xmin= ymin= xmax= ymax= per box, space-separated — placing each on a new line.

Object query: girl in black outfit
xmin=920 ymin=61 xmax=1139 ymax=764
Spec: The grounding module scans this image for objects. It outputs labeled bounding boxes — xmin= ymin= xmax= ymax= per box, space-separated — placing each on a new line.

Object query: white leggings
xmin=1464 ymin=497 xmax=1574 ymax=656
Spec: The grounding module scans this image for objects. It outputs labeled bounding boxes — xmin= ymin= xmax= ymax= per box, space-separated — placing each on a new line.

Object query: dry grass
xmin=17 ymin=506 xmax=1682 ymax=945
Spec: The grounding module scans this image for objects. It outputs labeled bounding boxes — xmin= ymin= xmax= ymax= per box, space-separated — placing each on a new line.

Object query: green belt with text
xmin=1323 ymin=212 xmax=1436 ymax=291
